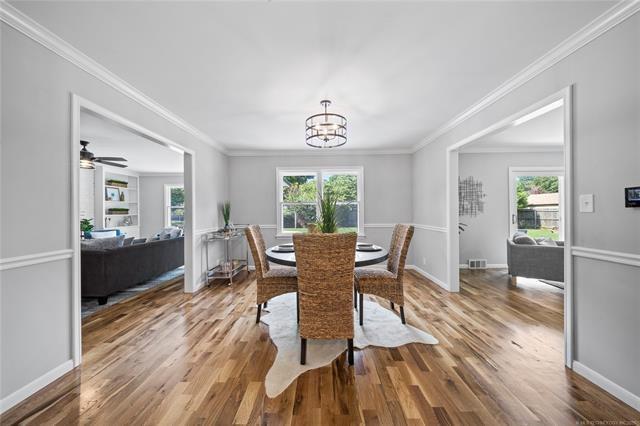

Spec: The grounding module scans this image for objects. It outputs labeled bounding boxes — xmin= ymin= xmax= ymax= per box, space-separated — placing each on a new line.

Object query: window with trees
xmin=164 ymin=185 xmax=185 ymax=228
xmin=277 ymin=167 xmax=363 ymax=236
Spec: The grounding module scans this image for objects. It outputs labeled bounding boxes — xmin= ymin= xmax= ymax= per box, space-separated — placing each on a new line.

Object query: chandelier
xmin=305 ymin=100 xmax=347 ymax=148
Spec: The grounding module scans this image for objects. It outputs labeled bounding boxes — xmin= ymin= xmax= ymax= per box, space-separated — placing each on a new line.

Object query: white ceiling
xmin=15 ymin=1 xmax=613 ymax=152
xmin=81 ymin=111 xmax=183 ymax=174
xmin=461 ymin=104 xmax=564 ymax=152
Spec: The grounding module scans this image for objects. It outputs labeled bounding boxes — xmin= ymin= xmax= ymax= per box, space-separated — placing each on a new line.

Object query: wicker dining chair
xmin=293 ymin=232 xmax=357 ymax=365
xmin=354 ymin=224 xmax=414 ymax=325
xmin=245 ymin=225 xmax=298 ymax=324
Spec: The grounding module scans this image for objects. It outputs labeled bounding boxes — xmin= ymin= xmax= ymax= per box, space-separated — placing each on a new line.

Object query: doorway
xmin=446 ymin=86 xmax=573 ymax=367
xmin=70 ymin=95 xmax=197 ymax=366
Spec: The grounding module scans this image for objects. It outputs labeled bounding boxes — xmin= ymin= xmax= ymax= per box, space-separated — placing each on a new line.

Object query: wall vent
xmin=468 ymin=259 xmax=487 ymax=269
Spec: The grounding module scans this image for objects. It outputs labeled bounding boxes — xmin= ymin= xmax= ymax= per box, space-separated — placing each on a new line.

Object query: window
xmin=276 ymin=167 xmax=363 ymax=236
xmin=164 ymin=184 xmax=185 ymax=228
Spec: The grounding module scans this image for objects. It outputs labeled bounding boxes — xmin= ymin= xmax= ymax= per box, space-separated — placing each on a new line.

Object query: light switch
xmin=579 ymin=194 xmax=594 ymax=213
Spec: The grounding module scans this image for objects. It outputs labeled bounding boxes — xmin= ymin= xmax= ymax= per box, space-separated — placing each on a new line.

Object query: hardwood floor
xmin=3 ymin=269 xmax=638 ymax=425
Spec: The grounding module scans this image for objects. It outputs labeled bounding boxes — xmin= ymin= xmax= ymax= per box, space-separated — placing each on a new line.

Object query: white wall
xmin=139 ymin=174 xmax=184 ymax=238
xmin=412 ymin=14 xmax=639 ymax=400
xmin=0 ymin=21 xmax=228 ymax=408
xmin=229 ymin=154 xmax=413 ymax=262
xmin=79 ymin=168 xmax=95 ymax=221
xmin=458 ymin=151 xmax=563 ymax=265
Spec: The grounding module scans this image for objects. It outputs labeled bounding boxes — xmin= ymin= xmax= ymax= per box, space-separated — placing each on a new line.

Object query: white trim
xmin=412 ymin=1 xmax=640 ymax=152
xmin=405 ymin=265 xmax=448 ymax=291
xmin=195 ymin=227 xmax=219 ymax=236
xmin=459 ymin=145 xmax=564 ymax=154
xmin=459 ymin=264 xmax=508 ymax=270
xmin=0 ymin=249 xmax=73 ymax=271
xmin=0 ymin=2 xmax=225 ymax=153
xmin=138 ymin=172 xmax=184 ymax=177
xmin=446 ymin=86 xmax=574 ymax=367
xmin=573 ymin=362 xmax=640 ymax=411
xmin=572 ymin=246 xmax=640 ymax=268
xmin=363 ymin=223 xmax=395 ymax=228
xmin=227 ymin=148 xmax=412 ymax=157
xmin=0 ymin=360 xmax=74 ymax=414
xmin=412 ymin=224 xmax=447 ymax=233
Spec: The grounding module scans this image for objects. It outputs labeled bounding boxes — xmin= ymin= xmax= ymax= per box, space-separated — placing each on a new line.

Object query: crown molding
xmin=0 ymin=2 xmax=227 ymax=154
xmin=227 ymin=148 xmax=413 ymax=157
xmin=459 ymin=145 xmax=564 ymax=154
xmin=412 ymin=0 xmax=640 ymax=153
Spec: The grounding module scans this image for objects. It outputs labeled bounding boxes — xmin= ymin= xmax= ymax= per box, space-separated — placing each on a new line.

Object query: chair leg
xmin=359 ymin=293 xmax=364 ymax=326
xmin=354 ymin=286 xmax=357 ymax=310
xmin=400 ymin=306 xmax=406 ymax=324
xmin=390 ymin=301 xmax=395 ymax=310
xmin=300 ymin=338 xmax=307 ymax=365
xmin=264 ymin=301 xmax=268 ymax=308
xmin=296 ymin=292 xmax=300 ymax=324
xmin=256 ymin=304 xmax=262 ymax=324
xmin=347 ymin=338 xmax=354 ymax=365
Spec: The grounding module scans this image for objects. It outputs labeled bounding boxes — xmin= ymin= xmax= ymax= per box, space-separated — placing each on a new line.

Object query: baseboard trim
xmin=406 ymin=265 xmax=449 ymax=291
xmin=0 ymin=360 xmax=74 ymax=414
xmin=573 ymin=361 xmax=640 ymax=411
xmin=459 ymin=263 xmax=508 ymax=269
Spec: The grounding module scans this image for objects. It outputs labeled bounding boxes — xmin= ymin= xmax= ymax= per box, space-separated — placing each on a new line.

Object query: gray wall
xmin=139 ymin=175 xmax=184 ymax=238
xmin=412 ymin=14 xmax=639 ymax=396
xmin=0 ymin=22 xmax=228 ymax=403
xmin=458 ymin=151 xmax=563 ymax=265
xmin=229 ymin=154 xmax=413 ymax=262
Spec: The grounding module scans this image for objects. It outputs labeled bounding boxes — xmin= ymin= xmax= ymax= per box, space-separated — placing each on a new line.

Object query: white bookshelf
xmin=94 ymin=165 xmax=140 ymax=238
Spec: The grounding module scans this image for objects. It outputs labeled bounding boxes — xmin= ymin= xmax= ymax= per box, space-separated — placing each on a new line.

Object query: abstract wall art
xmin=459 ymin=176 xmax=486 ymax=217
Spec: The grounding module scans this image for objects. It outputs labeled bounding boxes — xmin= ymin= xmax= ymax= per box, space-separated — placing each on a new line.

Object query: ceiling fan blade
xmin=96 ymin=159 xmax=128 ymax=168
xmin=95 ymin=157 xmax=127 ymax=162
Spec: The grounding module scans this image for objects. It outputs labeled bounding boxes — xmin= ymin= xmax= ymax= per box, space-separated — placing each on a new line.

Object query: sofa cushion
xmin=513 ymin=234 xmax=537 ymax=245
xmin=81 ymin=235 xmax=125 ymax=250
xmin=537 ymin=238 xmax=558 ymax=247
xmin=123 ymin=237 xmax=135 ymax=246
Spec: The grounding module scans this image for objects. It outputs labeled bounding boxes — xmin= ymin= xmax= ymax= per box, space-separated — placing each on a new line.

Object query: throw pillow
xmin=169 ymin=228 xmax=182 ymax=239
xmin=513 ymin=234 xmax=537 ymax=245
xmin=132 ymin=238 xmax=147 ymax=245
xmin=123 ymin=237 xmax=135 ymax=246
xmin=90 ymin=230 xmax=118 ymax=239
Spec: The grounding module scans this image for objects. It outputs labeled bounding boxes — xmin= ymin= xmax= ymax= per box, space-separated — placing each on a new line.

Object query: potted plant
xmin=221 ymin=201 xmax=232 ymax=232
xmin=80 ymin=218 xmax=94 ymax=239
xmin=317 ymin=191 xmax=338 ymax=233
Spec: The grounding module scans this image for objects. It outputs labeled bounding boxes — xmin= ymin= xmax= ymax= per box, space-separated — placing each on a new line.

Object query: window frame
xmin=164 ymin=184 xmax=185 ymax=228
xmin=276 ymin=166 xmax=364 ymax=238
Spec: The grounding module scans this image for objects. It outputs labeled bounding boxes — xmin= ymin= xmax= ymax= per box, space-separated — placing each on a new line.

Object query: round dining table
xmin=266 ymin=243 xmax=389 ymax=267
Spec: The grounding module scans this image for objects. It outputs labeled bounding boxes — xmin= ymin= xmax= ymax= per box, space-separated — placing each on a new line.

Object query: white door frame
xmin=508 ymin=167 xmax=565 ymax=237
xmin=446 ymin=86 xmax=574 ymax=367
xmin=70 ymin=94 xmax=197 ymax=367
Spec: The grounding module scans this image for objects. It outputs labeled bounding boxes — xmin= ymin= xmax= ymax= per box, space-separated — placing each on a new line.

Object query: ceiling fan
xmin=80 ymin=140 xmax=128 ymax=169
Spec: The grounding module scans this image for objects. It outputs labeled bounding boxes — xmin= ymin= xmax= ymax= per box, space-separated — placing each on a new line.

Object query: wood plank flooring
xmin=3 ymin=269 xmax=639 ymax=424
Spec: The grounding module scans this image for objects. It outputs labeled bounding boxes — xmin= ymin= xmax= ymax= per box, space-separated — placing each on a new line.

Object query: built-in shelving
xmin=94 ymin=165 xmax=140 ymax=238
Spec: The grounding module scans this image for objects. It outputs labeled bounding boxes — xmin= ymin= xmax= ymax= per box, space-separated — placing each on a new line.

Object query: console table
xmin=204 ymin=230 xmax=249 ymax=285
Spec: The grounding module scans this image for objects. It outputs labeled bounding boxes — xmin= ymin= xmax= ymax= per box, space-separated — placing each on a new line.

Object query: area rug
xmin=261 ymin=293 xmax=438 ymax=397
xmin=81 ymin=266 xmax=184 ymax=318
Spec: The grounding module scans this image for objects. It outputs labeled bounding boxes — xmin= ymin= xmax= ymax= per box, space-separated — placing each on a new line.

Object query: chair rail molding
xmin=0 ymin=2 xmax=225 ymax=153
xmin=572 ymin=246 xmax=640 ymax=268
xmin=412 ymin=224 xmax=447 ymax=233
xmin=0 ymin=249 xmax=73 ymax=271
xmin=412 ymin=0 xmax=640 ymax=152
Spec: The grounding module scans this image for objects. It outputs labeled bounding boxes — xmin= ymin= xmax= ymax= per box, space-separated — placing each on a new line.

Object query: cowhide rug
xmin=261 ymin=292 xmax=438 ymax=397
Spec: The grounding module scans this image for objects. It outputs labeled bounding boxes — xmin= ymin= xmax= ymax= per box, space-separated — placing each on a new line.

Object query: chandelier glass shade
xmin=305 ymin=100 xmax=347 ymax=148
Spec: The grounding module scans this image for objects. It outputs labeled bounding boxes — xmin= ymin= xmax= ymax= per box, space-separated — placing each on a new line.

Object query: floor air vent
xmin=468 ymin=259 xmax=487 ymax=269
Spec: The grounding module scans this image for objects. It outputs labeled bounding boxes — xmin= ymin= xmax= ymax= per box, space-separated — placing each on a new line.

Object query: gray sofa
xmin=506 ymin=234 xmax=564 ymax=284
